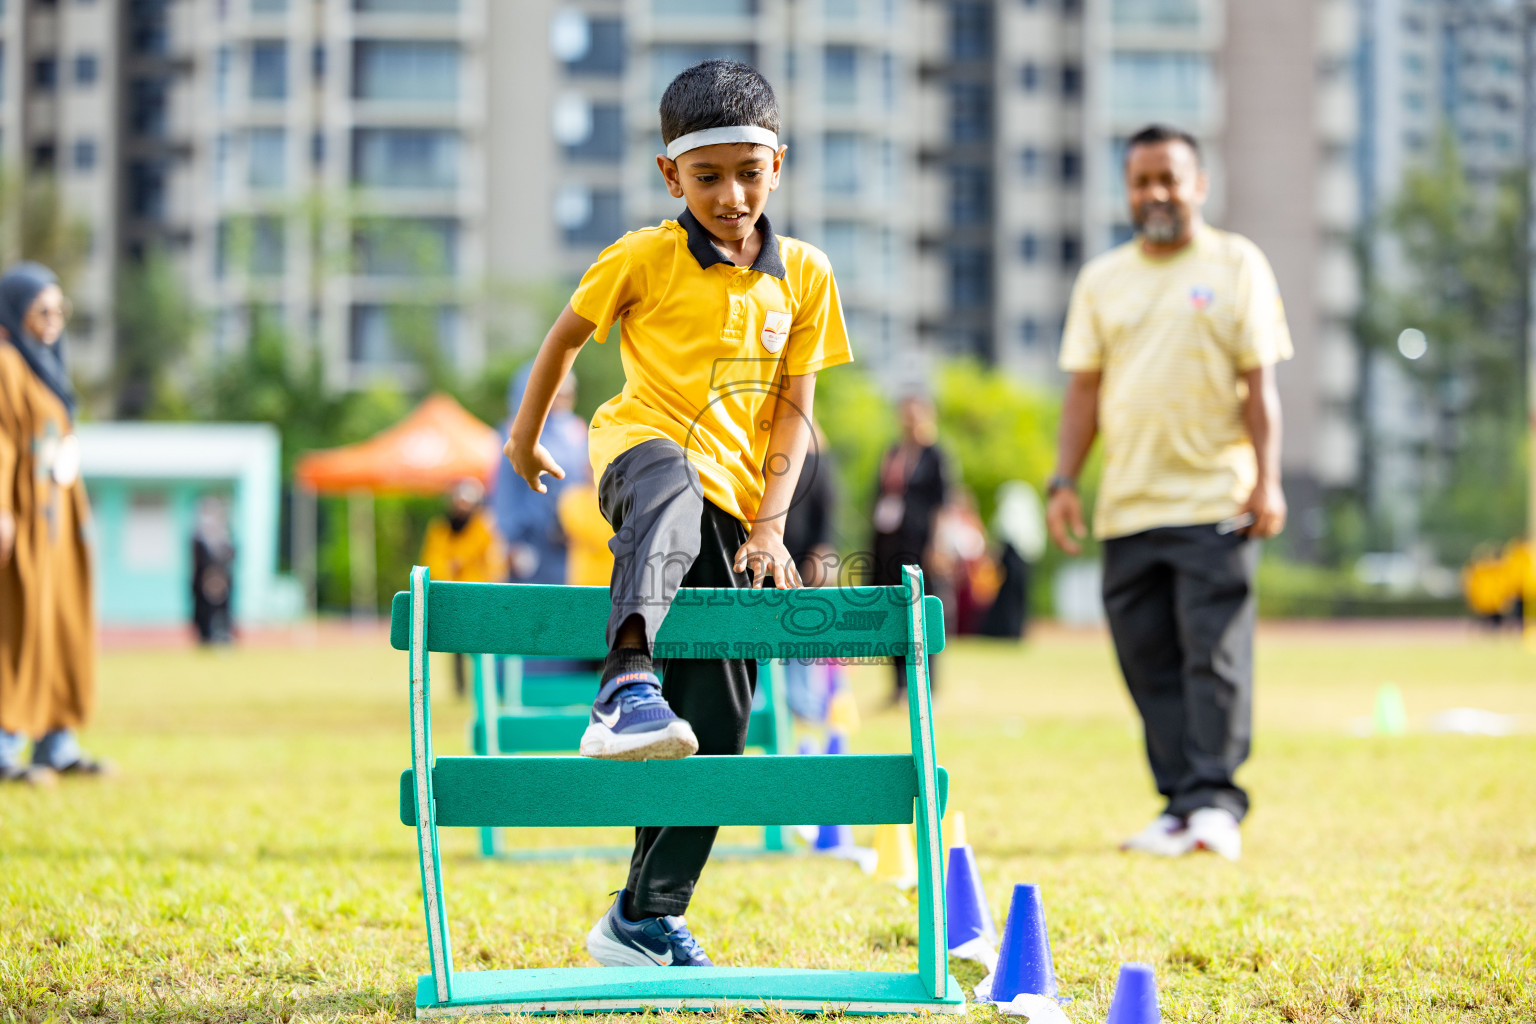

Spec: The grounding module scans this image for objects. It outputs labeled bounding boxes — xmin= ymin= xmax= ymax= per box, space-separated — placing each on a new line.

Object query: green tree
xmin=114 ymin=248 xmax=201 ymax=418
xmin=1357 ymin=134 xmax=1530 ymax=563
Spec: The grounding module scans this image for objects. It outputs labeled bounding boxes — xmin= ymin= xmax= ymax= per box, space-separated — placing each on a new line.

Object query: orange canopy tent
xmin=294 ymin=392 xmax=502 ymax=495
xmin=291 ymin=393 xmax=505 ymax=616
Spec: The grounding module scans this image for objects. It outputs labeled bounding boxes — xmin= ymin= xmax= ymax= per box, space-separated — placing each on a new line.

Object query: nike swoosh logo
xmin=595 ymin=705 xmax=622 ymax=728
xmin=642 ymin=946 xmax=674 ymax=966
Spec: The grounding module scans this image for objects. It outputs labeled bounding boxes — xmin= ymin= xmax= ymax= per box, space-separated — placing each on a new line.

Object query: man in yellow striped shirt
xmin=1047 ymin=124 xmax=1292 ymax=862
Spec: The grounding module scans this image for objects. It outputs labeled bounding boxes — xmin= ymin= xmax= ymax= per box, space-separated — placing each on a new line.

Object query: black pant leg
xmin=626 ymin=501 xmax=757 ymax=917
xmin=598 ymin=439 xmax=706 ymax=653
xmin=1167 ymin=526 xmax=1257 ymax=821
xmin=1102 ymin=531 xmax=1188 ymax=813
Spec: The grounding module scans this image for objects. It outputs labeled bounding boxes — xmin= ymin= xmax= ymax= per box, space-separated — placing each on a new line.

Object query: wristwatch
xmin=1046 ymin=474 xmax=1077 ymax=497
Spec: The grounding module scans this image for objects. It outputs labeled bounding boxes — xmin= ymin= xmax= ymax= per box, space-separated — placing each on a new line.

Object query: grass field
xmin=2 ymin=624 xmax=1534 ymax=1023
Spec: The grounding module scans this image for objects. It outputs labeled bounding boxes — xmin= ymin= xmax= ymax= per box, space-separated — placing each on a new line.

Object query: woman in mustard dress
xmin=0 ymin=263 xmax=106 ymax=785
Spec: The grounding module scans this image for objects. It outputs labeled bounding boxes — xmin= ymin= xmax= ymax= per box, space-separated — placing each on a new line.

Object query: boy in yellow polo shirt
xmin=505 ymin=59 xmax=851 ymax=967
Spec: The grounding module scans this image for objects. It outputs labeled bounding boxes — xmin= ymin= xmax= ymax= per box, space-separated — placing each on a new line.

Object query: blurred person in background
xmin=492 ymin=366 xmax=586 ymax=586
xmin=191 ymin=496 xmax=236 ymax=646
xmin=419 ymin=477 xmax=505 ymax=696
xmin=872 ymin=392 xmax=951 ymax=705
xmin=1047 ymin=125 xmax=1291 ymax=861
xmin=980 ymin=480 xmax=1047 ymax=640
xmin=0 ymin=262 xmax=109 ymax=784
xmin=932 ymin=488 xmax=996 ymax=636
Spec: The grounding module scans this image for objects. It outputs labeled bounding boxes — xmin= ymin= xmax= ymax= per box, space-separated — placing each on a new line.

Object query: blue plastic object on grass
xmin=825 ymin=731 xmax=848 ymax=756
xmin=945 ymin=844 xmax=997 ymax=949
xmin=1106 ymin=962 xmax=1160 ymax=1024
xmin=991 ymin=883 xmax=1059 ymax=1003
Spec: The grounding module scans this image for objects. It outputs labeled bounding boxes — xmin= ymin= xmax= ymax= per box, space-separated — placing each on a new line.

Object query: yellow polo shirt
xmin=1060 ymin=226 xmax=1293 ymax=540
xmin=571 ymin=210 xmax=853 ymax=527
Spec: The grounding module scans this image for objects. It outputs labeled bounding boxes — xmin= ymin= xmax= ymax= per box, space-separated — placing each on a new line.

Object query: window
xmin=1110 ymin=52 xmax=1212 ymax=122
xmin=130 ymin=78 xmax=169 ymax=136
xmin=1060 ymin=147 xmax=1081 ymax=182
xmin=354 ymin=217 xmax=458 ymax=276
xmin=1110 ymin=0 xmax=1200 ymax=29
xmin=822 ymin=222 xmax=860 ymax=287
xmin=1020 ymin=146 xmax=1040 ymax=177
xmin=1061 ymin=62 xmax=1081 ymax=98
xmin=349 ymin=304 xmax=461 ymax=365
xmin=650 ymin=44 xmax=754 ymax=102
xmin=950 ymin=82 xmax=990 ymax=143
xmin=34 ymin=57 xmax=58 ymax=90
xmin=948 ymin=247 xmax=990 ymax=310
xmin=251 ymin=0 xmax=288 ymax=11
xmin=129 ymin=160 xmax=167 ymax=218
xmin=951 ymin=2 xmax=990 ymax=61
xmin=312 ymin=43 xmax=326 ymax=80
xmin=311 ymin=131 xmax=326 ymax=165
xmin=824 ymin=133 xmax=860 ymax=195
xmin=1021 ymin=62 xmax=1038 ymax=91
xmin=1061 ymin=233 xmax=1081 ymax=267
xmin=248 ymin=127 xmax=287 ymax=189
xmin=353 ymin=0 xmax=459 ymax=11
xmin=1020 ymin=233 xmax=1039 ymax=262
xmin=565 ymin=103 xmax=623 ymax=160
xmin=215 ymin=46 xmax=231 ymax=108
xmin=825 ymin=45 xmax=857 ymax=105
xmin=353 ymin=40 xmax=458 ymax=101
xmin=1404 ymin=91 xmax=1426 ymax=112
xmin=561 ymin=188 xmax=623 ymax=246
xmin=352 ymin=128 xmax=459 ymax=189
xmin=72 ymin=138 xmax=97 ymax=171
xmin=73 ymin=53 xmax=98 ymax=86
xmin=220 ymin=216 xmax=286 ymax=277
xmin=950 ymin=165 xmax=990 ymax=224
xmin=565 ymin=18 xmax=624 ymax=76
xmin=653 ymin=0 xmax=755 ymax=14
xmin=881 ymin=51 xmax=897 ymax=108
xmin=1020 ymin=318 xmax=1039 ymax=347
xmin=826 ymin=0 xmax=859 ymax=18
xmin=32 ymin=143 xmax=56 ymax=172
xmin=250 ymin=40 xmax=288 ymax=100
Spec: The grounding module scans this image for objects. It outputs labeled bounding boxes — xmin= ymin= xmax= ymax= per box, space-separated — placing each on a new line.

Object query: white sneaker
xmin=1186 ymin=807 xmax=1242 ymax=861
xmin=1119 ymin=814 xmax=1192 ymax=857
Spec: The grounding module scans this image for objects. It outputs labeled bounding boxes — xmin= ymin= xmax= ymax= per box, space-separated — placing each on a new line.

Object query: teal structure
xmin=77 ymin=422 xmax=301 ymax=626
xmin=468 ymin=654 xmax=794 ymax=858
xmin=393 ymin=568 xmax=963 ymax=1016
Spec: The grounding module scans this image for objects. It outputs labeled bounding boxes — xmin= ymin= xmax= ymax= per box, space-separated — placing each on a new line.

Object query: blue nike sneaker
xmin=578 ymin=670 xmax=698 ymax=761
xmin=585 ymin=892 xmax=713 ymax=967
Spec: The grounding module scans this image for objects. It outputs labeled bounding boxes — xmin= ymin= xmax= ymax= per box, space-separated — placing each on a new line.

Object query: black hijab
xmin=0 ymin=262 xmax=77 ymax=422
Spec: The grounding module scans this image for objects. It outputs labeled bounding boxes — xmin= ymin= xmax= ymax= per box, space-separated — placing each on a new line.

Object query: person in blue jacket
xmin=491 ymin=364 xmax=588 ymax=586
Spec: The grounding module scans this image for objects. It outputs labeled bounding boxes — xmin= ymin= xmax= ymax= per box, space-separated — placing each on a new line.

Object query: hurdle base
xmin=415 ymin=967 xmax=966 ymax=1017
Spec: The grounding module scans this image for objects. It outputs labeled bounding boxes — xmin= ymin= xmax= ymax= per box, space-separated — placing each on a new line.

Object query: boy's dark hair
xmin=1126 ymin=123 xmax=1201 ymax=165
xmin=660 ymin=60 xmax=780 ymax=146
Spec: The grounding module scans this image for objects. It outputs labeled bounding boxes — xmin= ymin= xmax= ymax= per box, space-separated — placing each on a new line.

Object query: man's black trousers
xmin=598 ymin=439 xmax=757 ymax=916
xmin=1101 ymin=523 xmax=1258 ymax=821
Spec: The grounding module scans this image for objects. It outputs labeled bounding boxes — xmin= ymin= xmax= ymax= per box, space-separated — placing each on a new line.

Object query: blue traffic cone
xmin=814 ymin=733 xmax=852 ymax=848
xmin=797 ymin=737 xmax=816 ymax=757
xmin=1106 ymin=963 xmax=1160 ymax=1024
xmin=815 ymin=821 xmax=854 ymax=850
xmin=945 ymin=844 xmax=998 ymax=950
xmin=990 ymin=883 xmax=1058 ymax=1003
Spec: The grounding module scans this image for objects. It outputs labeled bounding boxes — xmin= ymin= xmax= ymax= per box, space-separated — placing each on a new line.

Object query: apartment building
xmin=0 ymin=0 xmax=120 ymax=387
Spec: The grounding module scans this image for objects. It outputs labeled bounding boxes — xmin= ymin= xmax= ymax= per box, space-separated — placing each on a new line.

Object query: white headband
xmin=665 ymin=125 xmax=779 ymax=160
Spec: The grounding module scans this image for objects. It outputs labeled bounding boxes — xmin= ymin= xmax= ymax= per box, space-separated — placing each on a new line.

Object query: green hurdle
xmin=392 ymin=565 xmax=962 ymax=1016
xmin=467 ymin=652 xmax=793 ymax=858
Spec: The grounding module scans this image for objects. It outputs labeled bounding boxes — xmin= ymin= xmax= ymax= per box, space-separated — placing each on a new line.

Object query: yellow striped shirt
xmin=1060 ymin=226 xmax=1293 ymax=540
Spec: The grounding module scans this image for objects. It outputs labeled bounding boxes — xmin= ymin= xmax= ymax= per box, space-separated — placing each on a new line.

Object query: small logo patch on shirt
xmin=760 ymin=310 xmax=791 ymax=353
xmin=1189 ymin=285 xmax=1215 ymax=311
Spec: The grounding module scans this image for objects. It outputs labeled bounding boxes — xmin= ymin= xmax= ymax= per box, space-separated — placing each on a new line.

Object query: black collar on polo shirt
xmin=678 ymin=208 xmax=787 ymax=280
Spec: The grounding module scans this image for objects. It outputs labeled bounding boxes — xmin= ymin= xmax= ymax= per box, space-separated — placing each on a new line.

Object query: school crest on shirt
xmin=1189 ymin=285 xmax=1215 ymax=311
xmin=760 ymin=310 xmax=791 ymax=353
